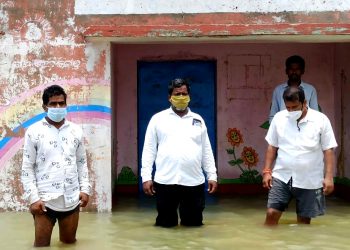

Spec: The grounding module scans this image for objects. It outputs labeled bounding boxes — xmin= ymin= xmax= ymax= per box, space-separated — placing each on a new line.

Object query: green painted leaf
xmin=226 ymin=148 xmax=234 ymax=154
xmin=260 ymin=120 xmax=270 ymax=130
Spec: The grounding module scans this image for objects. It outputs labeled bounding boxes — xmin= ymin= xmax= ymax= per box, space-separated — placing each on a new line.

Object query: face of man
xmin=43 ymin=95 xmax=67 ymax=111
xmin=285 ymin=99 xmax=307 ymax=120
xmin=169 ymin=85 xmax=190 ymax=113
xmin=170 ymin=85 xmax=189 ymax=97
xmin=285 ymin=100 xmax=302 ymax=112
xmin=286 ymin=63 xmax=304 ymax=85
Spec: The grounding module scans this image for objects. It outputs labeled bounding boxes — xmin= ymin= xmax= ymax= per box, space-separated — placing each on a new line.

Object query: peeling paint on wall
xmin=0 ymin=1 xmax=112 ymax=212
xmin=75 ymin=0 xmax=350 ymax=15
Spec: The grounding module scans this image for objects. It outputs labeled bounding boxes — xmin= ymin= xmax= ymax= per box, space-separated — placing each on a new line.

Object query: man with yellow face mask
xmin=141 ymin=78 xmax=218 ymax=227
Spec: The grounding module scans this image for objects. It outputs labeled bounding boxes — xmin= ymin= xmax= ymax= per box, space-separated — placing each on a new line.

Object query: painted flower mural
xmin=226 ymin=128 xmax=244 ymax=147
xmin=226 ymin=128 xmax=262 ymax=184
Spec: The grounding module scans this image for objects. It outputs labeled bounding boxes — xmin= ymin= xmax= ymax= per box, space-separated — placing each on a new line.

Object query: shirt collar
xmin=168 ymin=107 xmax=193 ymax=118
xmin=41 ymin=117 xmax=70 ymax=129
xmin=283 ymin=81 xmax=306 ymax=88
xmin=298 ymin=108 xmax=316 ymax=124
xmin=282 ymin=108 xmax=315 ymax=125
xmin=281 ymin=107 xmax=313 ymax=124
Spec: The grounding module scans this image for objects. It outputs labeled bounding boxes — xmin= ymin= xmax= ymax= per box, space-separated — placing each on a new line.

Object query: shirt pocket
xmin=188 ymin=125 xmax=202 ymax=144
xmin=300 ymin=125 xmax=321 ymax=149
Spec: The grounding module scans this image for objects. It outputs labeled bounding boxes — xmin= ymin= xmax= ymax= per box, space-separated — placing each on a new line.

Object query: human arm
xmin=308 ymin=86 xmax=319 ymax=111
xmin=21 ymin=130 xmax=41 ymax=206
xmin=262 ymin=145 xmax=278 ymax=189
xmin=323 ymin=148 xmax=335 ymax=195
xmin=201 ymin=126 xmax=218 ymax=194
xmin=30 ymin=200 xmax=47 ymax=215
xmin=320 ymin=115 xmax=337 ymax=195
xmin=142 ymin=181 xmax=155 ymax=196
xmin=76 ymin=137 xmax=91 ymax=207
xmin=268 ymin=87 xmax=280 ymax=124
xmin=79 ymin=192 xmax=89 ymax=207
xmin=141 ymin=117 xmax=158 ymax=195
xmin=207 ymin=180 xmax=218 ymax=194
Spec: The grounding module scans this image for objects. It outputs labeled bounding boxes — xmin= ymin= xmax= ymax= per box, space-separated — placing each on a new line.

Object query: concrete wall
xmin=334 ymin=44 xmax=350 ymax=178
xmin=113 ymin=43 xmax=341 ymax=181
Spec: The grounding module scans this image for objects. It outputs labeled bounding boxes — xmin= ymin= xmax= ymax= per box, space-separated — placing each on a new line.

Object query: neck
xmin=297 ymin=107 xmax=308 ymax=123
xmin=172 ymin=106 xmax=188 ymax=117
xmin=45 ymin=117 xmax=65 ymax=129
xmin=287 ymin=80 xmax=301 ymax=87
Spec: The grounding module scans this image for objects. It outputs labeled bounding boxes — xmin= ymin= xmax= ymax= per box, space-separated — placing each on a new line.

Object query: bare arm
xmin=323 ymin=148 xmax=335 ymax=195
xmin=262 ymin=145 xmax=278 ymax=189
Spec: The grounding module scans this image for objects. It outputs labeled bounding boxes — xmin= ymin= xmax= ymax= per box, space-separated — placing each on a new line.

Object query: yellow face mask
xmin=170 ymin=95 xmax=190 ymax=111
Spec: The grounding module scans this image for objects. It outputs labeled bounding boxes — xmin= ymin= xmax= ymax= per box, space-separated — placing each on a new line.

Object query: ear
xmin=42 ymin=104 xmax=48 ymax=112
xmin=303 ymin=100 xmax=308 ymax=109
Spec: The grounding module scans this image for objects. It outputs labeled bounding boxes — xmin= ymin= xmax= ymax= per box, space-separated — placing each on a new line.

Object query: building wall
xmin=334 ymin=44 xmax=350 ymax=179
xmin=114 ymin=43 xmax=340 ymax=182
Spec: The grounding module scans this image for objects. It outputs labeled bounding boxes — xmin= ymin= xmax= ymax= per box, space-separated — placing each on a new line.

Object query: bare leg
xmin=33 ymin=214 xmax=54 ymax=247
xmin=297 ymin=215 xmax=311 ymax=224
xmin=264 ymin=208 xmax=283 ymax=226
xmin=58 ymin=208 xmax=79 ymax=244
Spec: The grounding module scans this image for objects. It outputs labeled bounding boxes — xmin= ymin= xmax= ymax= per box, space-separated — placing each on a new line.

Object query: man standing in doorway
xmin=262 ymin=86 xmax=337 ymax=225
xmin=21 ymin=85 xmax=91 ymax=247
xmin=269 ymin=55 xmax=319 ymax=123
xmin=141 ymin=78 xmax=218 ymax=227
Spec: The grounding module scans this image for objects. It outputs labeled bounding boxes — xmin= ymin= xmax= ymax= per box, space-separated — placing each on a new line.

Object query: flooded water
xmin=1 ymin=195 xmax=350 ymax=250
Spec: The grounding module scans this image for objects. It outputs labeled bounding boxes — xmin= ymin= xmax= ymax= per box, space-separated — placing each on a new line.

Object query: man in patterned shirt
xmin=21 ymin=85 xmax=91 ymax=247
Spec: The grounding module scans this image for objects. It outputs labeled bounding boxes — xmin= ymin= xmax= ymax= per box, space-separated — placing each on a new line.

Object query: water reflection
xmin=0 ymin=195 xmax=349 ymax=250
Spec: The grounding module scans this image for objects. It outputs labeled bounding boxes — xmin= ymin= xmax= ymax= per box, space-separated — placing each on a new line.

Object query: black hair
xmin=42 ymin=85 xmax=67 ymax=105
xmin=285 ymin=55 xmax=305 ymax=71
xmin=283 ymin=86 xmax=305 ymax=104
xmin=168 ymin=78 xmax=190 ymax=95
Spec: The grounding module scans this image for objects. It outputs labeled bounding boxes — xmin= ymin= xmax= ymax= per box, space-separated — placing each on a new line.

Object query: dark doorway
xmin=137 ymin=60 xmax=217 ymax=191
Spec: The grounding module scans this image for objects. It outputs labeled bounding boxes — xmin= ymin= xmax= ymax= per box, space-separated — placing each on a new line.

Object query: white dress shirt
xmin=21 ymin=118 xmax=91 ymax=209
xmin=141 ymin=107 xmax=217 ymax=186
xmin=266 ymin=108 xmax=337 ymax=189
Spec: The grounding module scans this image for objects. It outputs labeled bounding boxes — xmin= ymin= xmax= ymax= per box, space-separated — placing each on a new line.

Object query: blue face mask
xmin=47 ymin=107 xmax=67 ymax=122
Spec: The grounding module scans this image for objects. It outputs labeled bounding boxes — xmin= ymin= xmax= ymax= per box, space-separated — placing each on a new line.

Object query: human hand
xmin=30 ymin=200 xmax=46 ymax=215
xmin=143 ymin=180 xmax=155 ymax=196
xmin=79 ymin=192 xmax=89 ymax=207
xmin=207 ymin=180 xmax=218 ymax=194
xmin=262 ymin=174 xmax=273 ymax=189
xmin=323 ymin=177 xmax=334 ymax=195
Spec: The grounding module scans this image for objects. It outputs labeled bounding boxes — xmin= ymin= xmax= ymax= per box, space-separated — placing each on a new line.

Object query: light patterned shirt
xmin=21 ymin=118 xmax=91 ymax=207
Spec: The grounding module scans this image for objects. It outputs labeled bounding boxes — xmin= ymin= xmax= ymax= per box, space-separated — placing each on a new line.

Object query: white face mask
xmin=288 ymin=110 xmax=302 ymax=121
xmin=47 ymin=107 xmax=67 ymax=122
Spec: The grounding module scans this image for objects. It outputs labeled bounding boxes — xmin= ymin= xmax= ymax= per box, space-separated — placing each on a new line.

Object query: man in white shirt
xmin=21 ymin=85 xmax=91 ymax=247
xmin=262 ymin=86 xmax=337 ymax=225
xmin=141 ymin=78 xmax=218 ymax=227
xmin=269 ymin=55 xmax=318 ymax=123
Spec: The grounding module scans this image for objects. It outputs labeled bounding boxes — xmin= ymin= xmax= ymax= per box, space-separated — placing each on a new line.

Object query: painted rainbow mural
xmin=0 ymin=105 xmax=111 ymax=169
xmin=0 ymin=79 xmax=111 ymax=170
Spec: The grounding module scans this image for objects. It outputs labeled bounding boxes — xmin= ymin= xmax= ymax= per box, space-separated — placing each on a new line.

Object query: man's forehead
xmin=48 ymin=95 xmax=65 ymax=102
xmin=285 ymin=100 xmax=301 ymax=106
xmin=173 ymin=85 xmax=188 ymax=92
